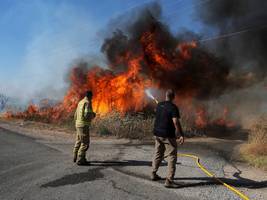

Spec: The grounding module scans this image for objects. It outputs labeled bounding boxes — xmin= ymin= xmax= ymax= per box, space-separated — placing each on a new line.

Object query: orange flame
xmin=195 ymin=106 xmax=208 ymax=128
xmin=6 ymin=30 xmax=235 ymax=129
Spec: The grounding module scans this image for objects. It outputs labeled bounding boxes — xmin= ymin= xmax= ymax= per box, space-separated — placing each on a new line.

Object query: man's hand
xmin=173 ymin=118 xmax=184 ymax=145
xmin=90 ymin=112 xmax=96 ymax=119
xmin=177 ymin=136 xmax=184 ymax=145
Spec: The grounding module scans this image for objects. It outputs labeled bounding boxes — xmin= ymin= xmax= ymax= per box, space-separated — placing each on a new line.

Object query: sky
xmin=0 ymin=0 xmax=206 ymax=101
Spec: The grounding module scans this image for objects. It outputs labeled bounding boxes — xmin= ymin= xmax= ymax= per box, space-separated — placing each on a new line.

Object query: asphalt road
xmin=0 ymin=127 xmax=262 ymax=200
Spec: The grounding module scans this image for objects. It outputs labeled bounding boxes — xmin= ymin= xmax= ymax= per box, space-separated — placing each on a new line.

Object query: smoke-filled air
xmin=4 ymin=1 xmax=267 ymax=129
xmin=1 ymin=2 xmax=267 ymax=198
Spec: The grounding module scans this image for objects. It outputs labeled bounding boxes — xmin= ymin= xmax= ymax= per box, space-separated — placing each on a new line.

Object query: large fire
xmin=5 ymin=11 xmax=236 ymax=129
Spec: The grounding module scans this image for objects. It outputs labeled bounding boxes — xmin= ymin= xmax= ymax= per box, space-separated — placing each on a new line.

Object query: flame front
xmin=59 ymin=31 xmax=198 ymax=117
xmin=6 ymin=17 xmax=236 ymax=129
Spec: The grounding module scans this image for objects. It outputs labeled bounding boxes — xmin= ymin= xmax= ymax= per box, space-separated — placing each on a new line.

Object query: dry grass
xmin=91 ymin=111 xmax=203 ymax=139
xmin=3 ymin=107 xmax=203 ymax=139
xmin=91 ymin=111 xmax=154 ymax=139
xmin=240 ymin=154 xmax=267 ymax=171
xmin=240 ymin=115 xmax=267 ymax=170
xmin=2 ymin=109 xmax=202 ymax=139
xmin=249 ymin=116 xmax=267 ymax=145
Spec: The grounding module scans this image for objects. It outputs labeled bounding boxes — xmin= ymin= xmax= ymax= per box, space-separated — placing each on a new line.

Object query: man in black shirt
xmin=151 ymin=89 xmax=184 ymax=188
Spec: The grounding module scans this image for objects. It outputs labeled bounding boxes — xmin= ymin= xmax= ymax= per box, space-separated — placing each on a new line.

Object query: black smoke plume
xmin=100 ymin=2 xmax=265 ymax=100
xmin=197 ymin=0 xmax=267 ymax=83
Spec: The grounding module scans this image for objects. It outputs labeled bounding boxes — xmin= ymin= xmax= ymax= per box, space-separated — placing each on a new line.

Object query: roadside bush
xmin=240 ymin=115 xmax=267 ymax=170
xmin=91 ymin=111 xmax=154 ymax=139
xmin=249 ymin=116 xmax=267 ymax=145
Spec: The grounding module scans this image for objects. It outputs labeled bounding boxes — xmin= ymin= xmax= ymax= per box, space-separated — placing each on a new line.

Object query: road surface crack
xmin=107 ymin=179 xmax=148 ymax=199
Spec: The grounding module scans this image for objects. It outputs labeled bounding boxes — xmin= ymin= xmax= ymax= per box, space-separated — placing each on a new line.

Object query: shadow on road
xmin=89 ymin=160 xmax=155 ymax=166
xmin=174 ymin=177 xmax=267 ymax=189
xmin=41 ymin=168 xmax=104 ymax=188
xmin=87 ymin=161 xmax=267 ymax=190
xmin=41 ymin=160 xmax=266 ymax=190
xmin=88 ymin=160 xmax=182 ymax=166
xmin=40 ymin=160 xmax=171 ymax=188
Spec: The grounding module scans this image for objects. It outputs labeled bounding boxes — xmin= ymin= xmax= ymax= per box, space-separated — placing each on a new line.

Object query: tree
xmin=0 ymin=94 xmax=8 ymax=111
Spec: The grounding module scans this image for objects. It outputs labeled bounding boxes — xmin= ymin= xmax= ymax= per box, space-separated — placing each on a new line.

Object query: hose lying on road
xmin=177 ymin=153 xmax=250 ymax=200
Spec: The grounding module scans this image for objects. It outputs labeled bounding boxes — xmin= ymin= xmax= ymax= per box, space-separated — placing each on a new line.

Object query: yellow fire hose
xmin=177 ymin=153 xmax=250 ymax=200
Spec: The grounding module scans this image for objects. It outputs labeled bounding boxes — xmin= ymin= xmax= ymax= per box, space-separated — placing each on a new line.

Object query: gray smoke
xmin=100 ymin=3 xmax=233 ymax=99
xmin=197 ymin=0 xmax=267 ymax=82
xmin=194 ymin=0 xmax=267 ymax=124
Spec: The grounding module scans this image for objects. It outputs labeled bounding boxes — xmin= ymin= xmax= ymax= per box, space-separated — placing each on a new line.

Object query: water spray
xmin=145 ymin=89 xmax=158 ymax=104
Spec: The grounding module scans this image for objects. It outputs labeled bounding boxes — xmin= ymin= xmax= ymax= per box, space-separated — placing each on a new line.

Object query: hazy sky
xmin=0 ymin=0 xmax=205 ymax=100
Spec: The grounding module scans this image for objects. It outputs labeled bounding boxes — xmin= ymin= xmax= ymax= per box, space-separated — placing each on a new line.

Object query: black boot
xmin=77 ymin=157 xmax=90 ymax=166
xmin=151 ymin=172 xmax=162 ymax=181
xmin=73 ymin=153 xmax=77 ymax=163
xmin=164 ymin=179 xmax=180 ymax=188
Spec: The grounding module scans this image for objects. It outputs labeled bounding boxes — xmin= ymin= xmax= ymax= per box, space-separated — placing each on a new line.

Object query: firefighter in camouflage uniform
xmin=73 ymin=91 xmax=96 ymax=165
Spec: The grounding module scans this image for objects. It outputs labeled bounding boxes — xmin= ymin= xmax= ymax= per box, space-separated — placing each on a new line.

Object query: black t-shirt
xmin=153 ymin=101 xmax=180 ymax=138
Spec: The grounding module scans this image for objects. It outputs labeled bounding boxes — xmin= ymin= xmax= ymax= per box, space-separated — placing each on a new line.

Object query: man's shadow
xmin=88 ymin=159 xmax=180 ymax=167
xmin=89 ymin=160 xmax=267 ymax=189
xmin=173 ymin=167 xmax=267 ymax=189
xmin=88 ymin=160 xmax=161 ymax=167
xmin=173 ymin=177 xmax=267 ymax=189
xmin=41 ymin=160 xmax=266 ymax=190
xmin=40 ymin=160 xmax=155 ymax=188
xmin=41 ymin=167 xmax=105 ymax=188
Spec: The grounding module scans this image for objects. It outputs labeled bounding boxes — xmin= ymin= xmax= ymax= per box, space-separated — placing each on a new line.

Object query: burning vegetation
xmin=4 ymin=2 xmax=267 ymax=134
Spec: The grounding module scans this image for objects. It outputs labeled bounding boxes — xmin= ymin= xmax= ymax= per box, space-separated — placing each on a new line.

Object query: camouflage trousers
xmin=152 ymin=136 xmax=177 ymax=180
xmin=73 ymin=126 xmax=90 ymax=162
